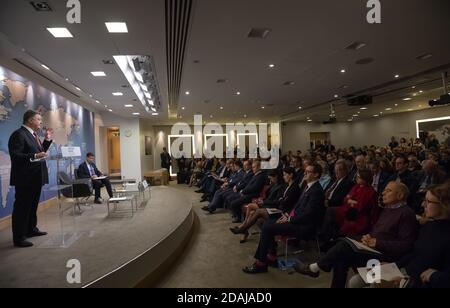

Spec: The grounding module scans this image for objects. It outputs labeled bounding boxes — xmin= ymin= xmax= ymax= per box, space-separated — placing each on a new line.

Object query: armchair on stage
xmin=58 ymin=171 xmax=93 ymax=214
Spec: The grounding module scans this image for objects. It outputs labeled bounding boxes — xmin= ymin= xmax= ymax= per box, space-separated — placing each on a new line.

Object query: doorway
xmin=107 ymin=128 xmax=121 ymax=178
xmin=310 ymin=132 xmax=331 ymax=150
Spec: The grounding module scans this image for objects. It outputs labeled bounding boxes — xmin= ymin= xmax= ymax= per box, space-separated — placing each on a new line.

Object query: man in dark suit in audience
xmin=204 ymin=160 xmax=253 ymax=213
xmin=325 ymin=160 xmax=354 ymax=207
xmin=8 ymin=110 xmax=53 ymax=248
xmin=229 ymin=160 xmax=266 ymax=223
xmin=77 ymin=152 xmax=113 ymax=204
xmin=368 ymin=160 xmax=391 ymax=193
xmin=242 ymin=163 xmax=325 ymax=274
xmin=389 ymin=155 xmax=419 ymax=212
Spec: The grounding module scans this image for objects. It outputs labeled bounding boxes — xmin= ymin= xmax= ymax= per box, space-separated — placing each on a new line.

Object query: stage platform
xmin=0 ymin=185 xmax=194 ymax=288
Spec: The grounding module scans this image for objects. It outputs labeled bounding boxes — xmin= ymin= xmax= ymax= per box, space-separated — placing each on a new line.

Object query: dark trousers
xmin=254 ymin=218 xmax=300 ymax=263
xmin=230 ymin=195 xmax=253 ymax=218
xmin=317 ymin=240 xmax=388 ymax=288
xmin=12 ymin=183 xmax=42 ymax=242
xmin=92 ymin=178 xmax=113 ymax=199
xmin=208 ymin=188 xmax=233 ymax=210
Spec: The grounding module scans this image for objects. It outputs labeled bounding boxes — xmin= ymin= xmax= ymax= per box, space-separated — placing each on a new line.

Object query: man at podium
xmin=77 ymin=152 xmax=113 ymax=204
xmin=8 ymin=110 xmax=53 ymax=248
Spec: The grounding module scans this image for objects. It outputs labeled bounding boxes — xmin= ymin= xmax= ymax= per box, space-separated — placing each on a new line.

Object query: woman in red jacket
xmin=335 ymin=168 xmax=378 ymax=236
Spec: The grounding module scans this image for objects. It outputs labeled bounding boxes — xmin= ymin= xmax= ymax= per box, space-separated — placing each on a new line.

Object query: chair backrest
xmin=142 ymin=180 xmax=149 ymax=189
xmin=58 ymin=171 xmax=73 ymax=185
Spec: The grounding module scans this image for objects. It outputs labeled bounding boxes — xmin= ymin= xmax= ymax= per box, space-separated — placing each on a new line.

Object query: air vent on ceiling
xmin=356 ymin=57 xmax=374 ymax=65
xmin=247 ymin=28 xmax=271 ymax=39
xmin=416 ymin=53 xmax=433 ymax=60
xmin=345 ymin=41 xmax=367 ymax=51
xmin=283 ymin=81 xmax=295 ymax=86
xmin=166 ymin=0 xmax=194 ymax=118
xmin=102 ymin=59 xmax=115 ymax=65
xmin=121 ymin=84 xmax=130 ymax=88
xmin=203 ymin=100 xmax=211 ymax=104
xmin=30 ymin=1 xmax=52 ymax=11
xmin=216 ymin=78 xmax=228 ymax=83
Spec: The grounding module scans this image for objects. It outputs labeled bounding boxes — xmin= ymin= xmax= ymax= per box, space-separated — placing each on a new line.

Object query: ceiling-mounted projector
xmin=429 ymin=72 xmax=450 ymax=107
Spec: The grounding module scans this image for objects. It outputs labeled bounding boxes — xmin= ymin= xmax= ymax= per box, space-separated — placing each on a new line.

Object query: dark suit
xmin=372 ymin=170 xmax=391 ymax=193
xmin=160 ymin=151 xmax=172 ymax=175
xmin=77 ymin=162 xmax=113 ymax=199
xmin=254 ymin=181 xmax=325 ymax=263
xmin=8 ymin=126 xmax=52 ymax=242
xmin=326 ymin=175 xmax=354 ymax=207
xmin=229 ymin=171 xmax=267 ymax=219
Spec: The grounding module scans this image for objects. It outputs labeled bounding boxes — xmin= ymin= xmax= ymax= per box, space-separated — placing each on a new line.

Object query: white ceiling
xmin=1 ymin=0 xmax=450 ymax=124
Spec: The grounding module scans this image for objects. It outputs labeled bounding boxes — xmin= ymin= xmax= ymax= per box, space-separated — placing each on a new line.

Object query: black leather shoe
xmin=293 ymin=261 xmax=320 ymax=278
xmin=230 ymin=227 xmax=246 ymax=235
xmin=94 ymin=199 xmax=102 ymax=204
xmin=207 ymin=208 xmax=216 ymax=214
xmin=195 ymin=189 xmax=204 ymax=193
xmin=201 ymin=206 xmax=210 ymax=211
xmin=14 ymin=240 xmax=33 ymax=248
xmin=242 ymin=263 xmax=268 ymax=274
xmin=27 ymin=231 xmax=47 ymax=238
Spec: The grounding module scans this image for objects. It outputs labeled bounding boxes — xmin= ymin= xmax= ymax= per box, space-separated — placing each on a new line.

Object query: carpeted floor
xmin=156 ymin=184 xmax=331 ymax=288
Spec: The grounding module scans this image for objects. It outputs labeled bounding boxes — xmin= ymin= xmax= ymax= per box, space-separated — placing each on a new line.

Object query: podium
xmin=37 ymin=147 xmax=84 ymax=249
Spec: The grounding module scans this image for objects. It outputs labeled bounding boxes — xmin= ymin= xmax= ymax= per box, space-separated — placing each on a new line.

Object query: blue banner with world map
xmin=0 ymin=65 xmax=95 ymax=219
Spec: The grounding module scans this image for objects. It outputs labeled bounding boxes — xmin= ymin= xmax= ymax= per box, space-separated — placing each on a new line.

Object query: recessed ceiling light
xmin=220 ymin=106 xmax=224 ymax=110
xmin=347 ymin=119 xmax=353 ymax=122
xmin=47 ymin=27 xmax=73 ymax=38
xmin=91 ymin=71 xmax=106 ymax=77
xmin=210 ymin=115 xmax=213 ymax=118
xmin=108 ymin=109 xmax=113 ymax=112
xmin=334 ymin=94 xmax=339 ymax=98
xmin=75 ymin=87 xmax=81 ymax=91
xmin=105 ymin=22 xmax=128 ymax=33
xmin=132 ymin=113 xmax=140 ymax=115
xmin=352 ymin=114 xmax=358 ymax=117
xmin=395 ymin=104 xmax=398 ymax=106
xmin=373 ymin=114 xmax=379 ymax=117
xmin=307 ymin=119 xmax=312 ymax=122
xmin=419 ymin=90 xmax=423 ymax=93
xmin=96 ymin=100 xmax=100 ymax=104
xmin=357 ymin=111 xmax=361 ymax=114
xmin=65 ymin=78 xmax=69 ymax=81
xmin=385 ymin=108 xmax=392 ymax=111
xmin=261 ymin=106 xmax=265 ymax=109
xmin=413 ymin=93 xmax=417 ymax=96
xmin=152 ymin=113 xmax=159 ymax=116
xmin=181 ymin=106 xmax=185 ymax=110
xmin=394 ymin=74 xmax=400 ymax=78
xmin=41 ymin=64 xmax=50 ymax=70
xmin=243 ymin=114 xmax=247 ymax=118
xmin=298 ymin=106 xmax=302 ymax=110
xmin=340 ymin=69 xmax=346 ymax=73
xmin=185 ymin=91 xmax=190 ymax=95
xmin=236 ymin=91 xmax=241 ymax=95
xmin=89 ymin=94 xmax=93 ymax=98
xmin=360 ymin=107 xmax=367 ymax=110
xmin=403 ymin=97 xmax=412 ymax=101
xmin=412 ymin=86 xmax=416 ymax=89
xmin=112 ymin=92 xmax=123 ymax=96
xmin=269 ymin=64 xmax=275 ymax=68
xmin=124 ymin=104 xmax=133 ymax=108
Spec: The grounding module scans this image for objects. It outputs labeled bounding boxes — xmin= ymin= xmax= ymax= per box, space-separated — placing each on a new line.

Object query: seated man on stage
xmin=77 ymin=152 xmax=113 ymax=204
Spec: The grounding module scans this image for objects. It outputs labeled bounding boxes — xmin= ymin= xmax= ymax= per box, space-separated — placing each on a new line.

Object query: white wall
xmin=282 ymin=105 xmax=450 ymax=152
xmin=94 ymin=113 xmax=142 ymax=181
